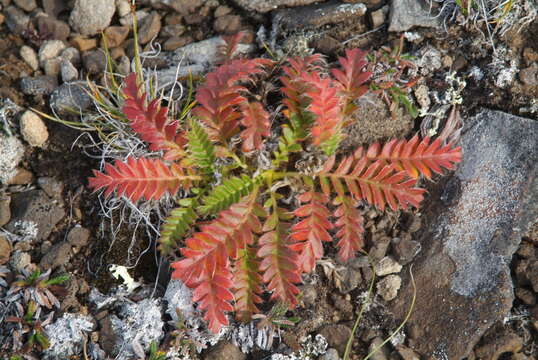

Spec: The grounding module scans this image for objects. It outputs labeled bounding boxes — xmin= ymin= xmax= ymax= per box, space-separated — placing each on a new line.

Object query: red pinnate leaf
xmin=331 ymin=48 xmax=372 ymax=100
xmin=333 ymin=196 xmax=364 ymax=262
xmin=239 ymin=101 xmax=271 ymax=152
xmin=289 ymin=191 xmax=333 ymax=273
xmin=88 ymin=158 xmax=199 ymax=202
xmin=233 ymin=247 xmax=263 ymax=322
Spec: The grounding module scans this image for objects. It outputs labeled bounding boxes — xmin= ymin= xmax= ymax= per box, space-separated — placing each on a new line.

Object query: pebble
xmin=9 ymin=251 xmax=32 ymax=272
xmin=119 ymin=10 xmax=149 ymax=28
xmin=43 ymin=0 xmax=67 ymax=18
xmin=83 ymin=50 xmax=107 ymax=75
xmin=71 ymin=36 xmax=98 ymax=52
xmin=0 ymin=235 xmax=11 ymax=264
xmin=396 ymin=345 xmax=420 ymax=360
xmin=116 ymin=0 xmax=131 ymax=17
xmin=0 ymin=196 xmax=11 ymax=227
xmin=320 ymin=348 xmax=340 ymax=360
xmin=414 ymin=84 xmax=431 ymax=110
xmin=388 ymin=0 xmax=441 ymax=32
xmin=43 ymin=58 xmax=61 ymax=78
xmin=38 ymin=177 xmax=63 ymax=199
xmin=69 ymin=0 xmax=116 ymax=36
xmin=213 ymin=14 xmax=242 ymax=34
xmin=376 ymin=274 xmax=402 ymax=301
xmin=203 ymin=341 xmax=245 ymax=360
xmin=368 ymin=337 xmax=389 ymax=360
xmin=49 ymin=81 xmax=92 ymax=115
xmin=20 ymin=110 xmax=49 ymax=147
xmin=36 ymin=16 xmax=70 ymax=42
xmin=160 ymin=24 xmax=186 ymax=38
xmin=116 ymin=55 xmax=131 ymax=76
xmin=138 ymin=11 xmax=161 ymax=44
xmin=19 ymin=45 xmax=39 ymax=71
xmin=163 ymin=35 xmax=194 ymax=51
xmin=214 ymin=5 xmax=232 ymax=17
xmin=369 ymin=6 xmax=388 ymax=28
xmin=298 ymin=284 xmax=318 ymax=307
xmin=60 ymin=59 xmax=79 ymax=82
xmin=519 ymin=63 xmax=538 ymax=86
xmin=39 ymin=40 xmax=66 ymax=65
xmin=102 ymin=26 xmax=130 ymax=48
xmin=6 ymin=168 xmax=34 ymax=185
xmin=14 ymin=0 xmax=37 ymax=12
xmin=318 ymin=324 xmax=352 ymax=356
xmin=4 ymin=6 xmax=30 ymax=35
xmin=67 ymin=226 xmax=90 ymax=248
xmin=391 ymin=237 xmax=421 ymax=265
xmin=39 ymin=241 xmax=72 ymax=270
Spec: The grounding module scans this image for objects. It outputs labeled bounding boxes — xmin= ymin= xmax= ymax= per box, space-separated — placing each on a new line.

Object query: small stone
xmin=5 ymin=6 xmax=30 ymax=35
xmin=20 ymin=110 xmax=49 ymax=147
xmin=164 ymin=13 xmax=183 ymax=25
xmin=102 ymin=26 xmax=130 ymax=48
xmin=320 ymin=348 xmax=340 ymax=360
xmin=39 ymin=241 xmax=71 ymax=270
xmin=9 ymin=251 xmax=32 ymax=272
xmin=19 ymin=45 xmax=39 ymax=71
xmin=67 ymin=226 xmax=90 ymax=248
xmin=36 ymin=16 xmax=70 ymax=42
xmin=14 ymin=0 xmax=37 ymax=12
xmin=39 ymin=40 xmax=66 ymax=65
xmin=69 ymin=0 xmax=116 ymax=36
xmin=299 ymin=284 xmax=317 ymax=307
xmin=21 ymin=75 xmax=58 ymax=95
xmin=442 ymin=55 xmax=454 ymax=68
xmin=43 ymin=0 xmax=67 ymax=18
xmin=50 ymin=81 xmax=92 ymax=115
xmin=312 ymin=35 xmax=340 ymax=54
xmin=71 ymin=36 xmax=97 ymax=52
xmin=116 ymin=0 xmax=131 ymax=17
xmin=376 ymin=274 xmax=401 ymax=301
xmin=213 ymin=14 xmax=242 ymax=34
xmin=43 ymin=58 xmax=61 ymax=77
xmin=368 ymin=337 xmax=389 ymax=360
xmin=60 ymin=59 xmax=78 ymax=82
xmin=6 ymin=168 xmax=34 ymax=185
xmin=474 ymin=329 xmax=523 ymax=360
xmin=0 ymin=196 xmax=11 ymax=227
xmin=340 ymin=267 xmax=362 ymax=293
xmin=214 ymin=5 xmax=232 ymax=17
xmin=396 ymin=345 xmax=420 ymax=360
xmin=515 ymin=287 xmax=536 ymax=305
xmin=160 ymin=24 xmax=186 ymax=38
xmin=275 ymin=2 xmax=367 ymax=30
xmin=116 ymin=55 xmax=131 ymax=76
xmin=83 ymin=50 xmax=107 ymax=75
xmin=414 ymin=84 xmax=431 ymax=110
xmin=375 ymin=256 xmax=402 ymax=276
xmin=163 ymin=35 xmax=194 ymax=51
xmin=0 ymin=13 xmax=5 ymax=25
xmin=119 ymin=10 xmax=149 ymax=28
xmin=110 ymin=47 xmax=126 ymax=60
xmin=519 ymin=63 xmax=538 ymax=86
xmin=0 ymin=135 xmax=25 ymax=184
xmin=392 ymin=237 xmax=421 ymax=265
xmin=37 ymin=177 xmax=63 ymax=199
xmin=388 ymin=0 xmax=441 ymax=32
xmin=370 ymin=235 xmax=391 ymax=260
xmin=0 ymin=234 xmax=12 ymax=264
xmin=203 ymin=341 xmax=245 ymax=360
xmin=318 ymin=324 xmax=352 ymax=356
xmin=369 ymin=6 xmax=387 ymax=28
xmin=138 ymin=11 xmax=161 ymax=44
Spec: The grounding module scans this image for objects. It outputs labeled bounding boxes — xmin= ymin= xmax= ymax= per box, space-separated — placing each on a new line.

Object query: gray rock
xmin=274 ymin=1 xmax=367 ymax=30
xmin=374 ymin=256 xmax=402 ymax=276
xmin=43 ymin=0 xmax=68 ymax=18
xmin=160 ymin=24 xmax=186 ymax=38
xmin=234 ymin=0 xmax=321 ymax=13
xmin=391 ymin=237 xmax=421 ymax=265
xmin=376 ymin=274 xmax=401 ymax=301
xmin=415 ymin=45 xmax=443 ymax=76
xmin=43 ymin=58 xmax=61 ymax=78
xmin=19 ymin=45 xmax=39 ymax=71
xmin=60 ymin=47 xmax=81 ymax=66
xmin=43 ymin=313 xmax=96 ymax=360
xmin=49 ymin=81 xmax=92 ymax=115
xmin=66 ymin=226 xmax=90 ymax=247
xmin=36 ymin=16 xmax=70 ymax=42
xmin=14 ymin=0 xmax=37 ymax=12
xmin=9 ymin=250 xmax=32 ymax=271
xmin=0 ymin=135 xmax=25 ymax=184
xmin=368 ymin=337 xmax=389 ymax=360
xmin=38 ymin=177 xmax=63 ymax=199
xmin=388 ymin=0 xmax=441 ymax=32
xmin=20 ymin=75 xmax=58 ymax=96
xmin=317 ymin=324 xmax=351 ymax=356
xmin=0 ymin=195 xmax=11 ymax=227
xmin=6 ymin=190 xmax=65 ymax=241
xmin=320 ymin=348 xmax=341 ymax=360
xmin=203 ymin=341 xmax=245 ymax=360
xmin=116 ymin=0 xmax=131 ymax=17
xmin=4 ymin=6 xmax=30 ymax=35
xmin=138 ymin=11 xmax=161 ymax=45
xmin=60 ymin=59 xmax=78 ymax=82
xmin=69 ymin=0 xmax=115 ymax=36
xmin=39 ymin=40 xmax=66 ymax=65
xmin=39 ymin=241 xmax=71 ymax=270
xmin=151 ymin=0 xmax=204 ymax=15
xmin=82 ymin=49 xmax=107 ymax=75
xmin=19 ymin=110 xmax=49 ymax=147
xmin=390 ymin=109 xmax=538 ymax=359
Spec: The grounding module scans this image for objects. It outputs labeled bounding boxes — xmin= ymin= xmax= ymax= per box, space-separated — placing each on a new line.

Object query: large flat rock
xmin=390 ymin=109 xmax=537 ymax=359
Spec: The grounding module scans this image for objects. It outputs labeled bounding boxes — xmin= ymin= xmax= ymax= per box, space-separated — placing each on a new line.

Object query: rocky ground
xmin=0 ymin=0 xmax=537 ymax=360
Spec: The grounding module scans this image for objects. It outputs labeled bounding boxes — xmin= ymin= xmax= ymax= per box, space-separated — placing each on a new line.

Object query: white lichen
xmin=0 ymin=135 xmax=25 ymax=184
xmin=270 ymin=334 xmax=328 ymax=360
xmin=43 ymin=313 xmax=96 ymax=360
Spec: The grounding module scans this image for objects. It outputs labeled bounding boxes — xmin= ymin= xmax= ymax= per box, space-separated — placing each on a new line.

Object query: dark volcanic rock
xmin=273 ymin=1 xmax=366 ymax=30
xmin=20 ymin=76 xmax=58 ymax=96
xmin=6 ymin=190 xmax=65 ymax=241
xmin=390 ymin=109 xmax=538 ymax=359
xmin=49 ymin=81 xmax=92 ymax=115
xmin=388 ymin=0 xmax=441 ymax=32
xmin=234 ymin=0 xmax=322 ymax=13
